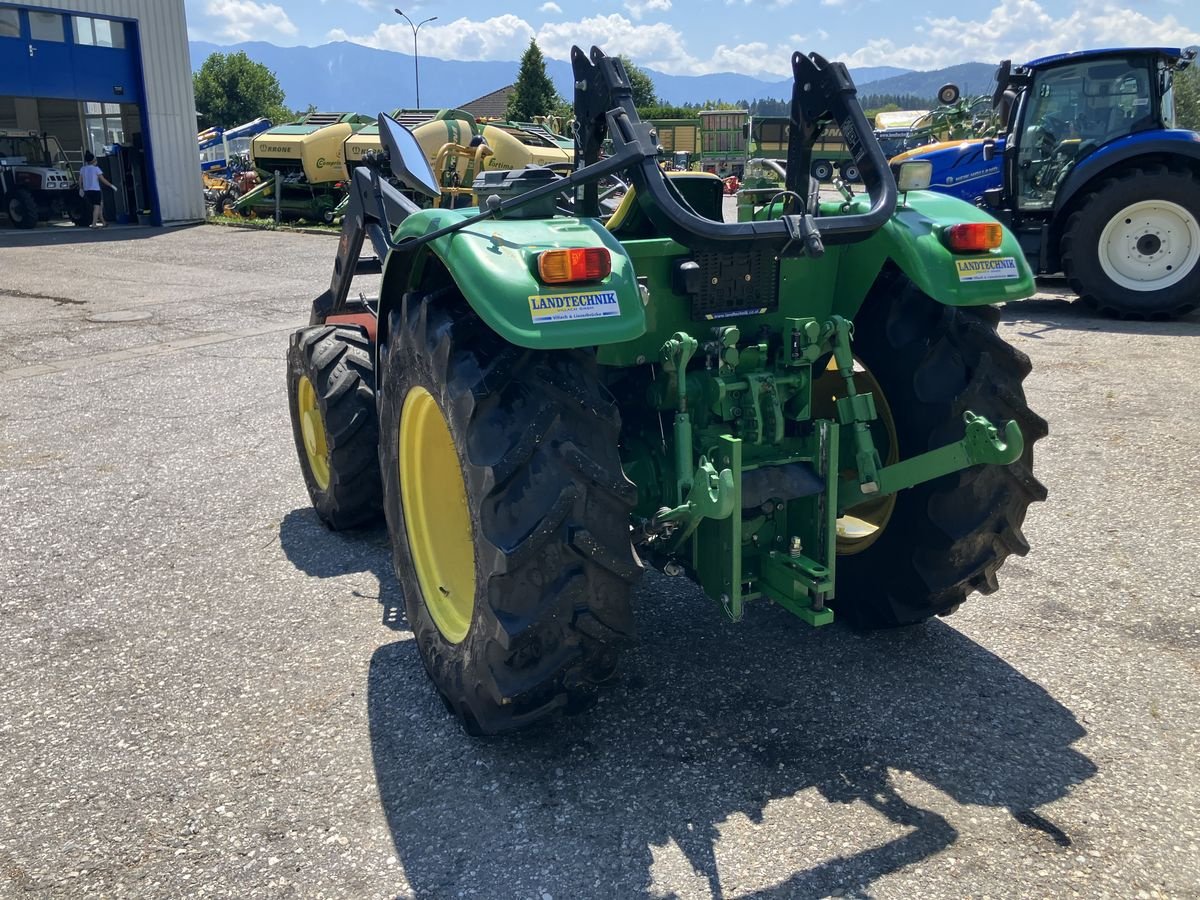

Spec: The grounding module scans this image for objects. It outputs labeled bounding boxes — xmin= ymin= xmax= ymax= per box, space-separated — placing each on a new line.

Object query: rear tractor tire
xmin=378 ymin=295 xmax=642 ymax=735
xmin=831 ymin=270 xmax=1047 ymax=628
xmin=286 ymin=325 xmax=383 ymax=529
xmin=1062 ymin=165 xmax=1200 ymax=319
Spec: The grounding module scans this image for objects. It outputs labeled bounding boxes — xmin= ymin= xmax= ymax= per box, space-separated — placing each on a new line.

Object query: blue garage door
xmin=0 ymin=5 xmax=142 ymax=104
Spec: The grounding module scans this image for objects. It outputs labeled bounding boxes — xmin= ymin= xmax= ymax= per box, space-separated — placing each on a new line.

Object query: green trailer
xmin=697 ymin=109 xmax=750 ymax=177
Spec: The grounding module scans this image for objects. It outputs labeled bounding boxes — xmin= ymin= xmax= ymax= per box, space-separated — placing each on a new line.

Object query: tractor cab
xmin=998 ymin=48 xmax=1185 ymax=212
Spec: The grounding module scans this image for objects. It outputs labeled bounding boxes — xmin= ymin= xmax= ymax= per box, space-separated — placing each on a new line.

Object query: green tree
xmin=619 ymin=56 xmax=658 ymax=109
xmin=193 ymin=51 xmax=292 ymax=130
xmin=507 ymin=39 xmax=560 ymax=121
xmin=1175 ymin=64 xmax=1200 ymax=131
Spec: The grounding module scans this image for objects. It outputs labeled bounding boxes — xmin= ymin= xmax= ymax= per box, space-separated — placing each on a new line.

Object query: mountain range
xmin=188 ymin=40 xmax=997 ymax=115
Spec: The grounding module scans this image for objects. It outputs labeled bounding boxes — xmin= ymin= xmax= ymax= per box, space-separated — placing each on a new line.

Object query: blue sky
xmin=185 ymin=0 xmax=1200 ymax=77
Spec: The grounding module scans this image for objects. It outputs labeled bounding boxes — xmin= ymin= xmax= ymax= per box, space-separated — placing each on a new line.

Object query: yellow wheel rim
xmin=812 ymin=357 xmax=900 ymax=556
xmin=398 ymin=386 xmax=476 ymax=644
xmin=297 ymin=375 xmax=331 ymax=491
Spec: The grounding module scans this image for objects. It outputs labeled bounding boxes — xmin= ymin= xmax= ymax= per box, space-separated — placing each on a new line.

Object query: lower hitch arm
xmin=839 ymin=411 xmax=1025 ymax=511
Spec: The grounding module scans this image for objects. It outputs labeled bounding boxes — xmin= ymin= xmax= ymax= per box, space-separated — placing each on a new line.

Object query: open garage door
xmin=0 ymin=4 xmax=155 ymax=226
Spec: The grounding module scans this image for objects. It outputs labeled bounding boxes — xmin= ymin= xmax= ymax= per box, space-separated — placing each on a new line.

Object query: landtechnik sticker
xmin=528 ymin=289 xmax=621 ymax=323
xmin=955 ymin=257 xmax=1020 ymax=282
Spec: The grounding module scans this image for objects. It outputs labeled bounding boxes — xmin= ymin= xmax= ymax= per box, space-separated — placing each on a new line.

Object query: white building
xmin=0 ymin=0 xmax=204 ymax=224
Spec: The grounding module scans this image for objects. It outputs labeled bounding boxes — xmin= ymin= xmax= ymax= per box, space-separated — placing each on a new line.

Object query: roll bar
xmin=572 ymin=46 xmax=897 ymax=254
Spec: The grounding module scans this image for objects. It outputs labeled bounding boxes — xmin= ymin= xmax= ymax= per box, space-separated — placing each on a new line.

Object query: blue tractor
xmin=894 ymin=47 xmax=1200 ymax=318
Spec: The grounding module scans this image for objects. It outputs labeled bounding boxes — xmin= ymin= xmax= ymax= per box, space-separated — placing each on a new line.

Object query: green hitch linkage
xmin=839 ymin=411 xmax=1025 ymax=511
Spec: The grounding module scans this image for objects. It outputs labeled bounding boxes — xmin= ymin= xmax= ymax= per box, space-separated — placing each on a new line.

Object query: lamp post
xmin=394 ymin=9 xmax=438 ymax=108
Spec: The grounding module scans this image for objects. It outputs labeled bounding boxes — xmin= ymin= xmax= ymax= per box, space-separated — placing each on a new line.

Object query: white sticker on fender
xmin=528 ymin=289 xmax=621 ymax=323
xmin=955 ymin=257 xmax=1020 ymax=282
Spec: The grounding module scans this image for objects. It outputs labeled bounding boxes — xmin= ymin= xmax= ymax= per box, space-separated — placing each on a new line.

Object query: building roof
xmin=460 ymin=85 xmax=515 ymax=119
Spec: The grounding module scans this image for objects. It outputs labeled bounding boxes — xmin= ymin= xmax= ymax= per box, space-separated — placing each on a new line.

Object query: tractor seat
xmin=606 ymin=171 xmax=725 ymax=238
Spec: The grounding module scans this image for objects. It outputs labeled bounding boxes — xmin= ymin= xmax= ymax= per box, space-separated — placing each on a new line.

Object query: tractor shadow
xmin=1003 ymin=279 xmax=1200 ymax=338
xmin=367 ymin=572 xmax=1097 ymax=899
xmin=277 ymin=507 xmax=407 ymax=630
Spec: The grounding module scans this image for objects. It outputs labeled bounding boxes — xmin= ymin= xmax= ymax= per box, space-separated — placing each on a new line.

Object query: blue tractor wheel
xmin=1062 ymin=165 xmax=1200 ymax=319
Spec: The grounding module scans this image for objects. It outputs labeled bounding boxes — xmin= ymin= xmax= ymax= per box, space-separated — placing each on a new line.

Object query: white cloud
xmin=539 ymin=1 xmax=562 ymax=12
xmin=326 ymin=1 xmax=1200 ymax=80
xmin=537 ymin=14 xmax=696 ymax=71
xmin=334 ymin=12 xmax=813 ymax=78
xmin=624 ymin=0 xmax=671 ymax=20
xmin=337 ymin=14 xmax=536 ymax=61
xmin=204 ymin=0 xmax=297 ymax=42
xmin=842 ymin=0 xmax=1200 ymax=69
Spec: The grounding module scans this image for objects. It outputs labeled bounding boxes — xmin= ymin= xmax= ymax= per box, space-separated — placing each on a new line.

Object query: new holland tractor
xmin=893 ymin=46 xmax=1200 ymax=318
xmin=287 ymin=47 xmax=1047 ymax=734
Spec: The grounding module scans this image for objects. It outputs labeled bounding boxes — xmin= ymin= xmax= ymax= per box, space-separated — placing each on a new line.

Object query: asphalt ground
xmin=1 ymin=221 xmax=1198 ymax=899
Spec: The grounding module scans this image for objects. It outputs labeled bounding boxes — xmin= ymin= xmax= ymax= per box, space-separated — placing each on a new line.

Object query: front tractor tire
xmin=1062 ymin=165 xmax=1200 ymax=319
xmin=6 ymin=189 xmax=38 ymax=229
xmin=379 ymin=295 xmax=642 ymax=735
xmin=833 ymin=271 xmax=1047 ymax=628
xmin=286 ymin=325 xmax=383 ymax=529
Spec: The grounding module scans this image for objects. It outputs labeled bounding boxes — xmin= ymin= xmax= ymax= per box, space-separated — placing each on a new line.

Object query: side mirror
xmin=998 ymin=90 xmax=1017 ymax=130
xmin=379 ymin=113 xmax=441 ymax=199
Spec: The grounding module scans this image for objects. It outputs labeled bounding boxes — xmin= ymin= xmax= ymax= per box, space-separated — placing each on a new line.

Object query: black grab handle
xmin=574 ymin=45 xmax=896 ymax=254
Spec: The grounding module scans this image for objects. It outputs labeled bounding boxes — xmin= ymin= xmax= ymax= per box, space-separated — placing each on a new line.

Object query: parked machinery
xmin=895 ymin=46 xmax=1200 ymax=318
xmin=225 ymin=112 xmax=374 ymax=223
xmin=197 ymin=117 xmax=271 ymax=212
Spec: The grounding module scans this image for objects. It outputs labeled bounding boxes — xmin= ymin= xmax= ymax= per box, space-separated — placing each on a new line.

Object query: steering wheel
xmin=1037 ymin=114 xmax=1070 ymax=147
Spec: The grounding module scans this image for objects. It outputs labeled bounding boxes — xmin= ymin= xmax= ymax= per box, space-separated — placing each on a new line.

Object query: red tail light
xmin=943 ymin=222 xmax=1003 ymax=252
xmin=536 ymin=248 xmax=611 ymax=284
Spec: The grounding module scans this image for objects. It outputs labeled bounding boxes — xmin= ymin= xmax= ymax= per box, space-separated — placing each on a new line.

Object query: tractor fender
xmin=839 ymin=189 xmax=1036 ymax=308
xmin=379 ymin=208 xmax=646 ymax=350
xmin=1053 ymin=130 xmax=1200 ymax=215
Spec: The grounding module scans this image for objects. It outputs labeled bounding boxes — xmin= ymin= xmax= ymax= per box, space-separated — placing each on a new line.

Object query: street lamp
xmin=394 ymin=9 xmax=438 ymax=108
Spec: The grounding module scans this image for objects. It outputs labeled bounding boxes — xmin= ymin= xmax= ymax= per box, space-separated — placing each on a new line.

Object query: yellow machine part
xmin=479 ymin=124 xmax=572 ymax=170
xmin=874 ymin=109 xmax=929 ymax=130
xmin=344 ymin=129 xmax=382 ymax=166
xmin=411 ymin=116 xmax=478 ymax=164
xmin=410 ymin=118 xmax=572 ymax=173
xmin=889 ymin=139 xmax=978 ymax=164
xmin=251 ymin=122 xmax=354 ymax=184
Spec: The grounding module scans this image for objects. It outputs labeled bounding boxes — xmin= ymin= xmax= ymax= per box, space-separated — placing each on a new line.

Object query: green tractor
xmin=287 ymin=47 xmax=1047 ymax=735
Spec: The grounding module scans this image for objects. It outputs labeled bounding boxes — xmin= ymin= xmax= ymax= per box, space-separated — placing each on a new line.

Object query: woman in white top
xmin=79 ymin=151 xmax=115 ymax=228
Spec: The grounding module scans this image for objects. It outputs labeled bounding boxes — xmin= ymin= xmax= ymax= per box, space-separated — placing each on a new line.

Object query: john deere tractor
xmin=287 ymin=48 xmax=1047 ymax=734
